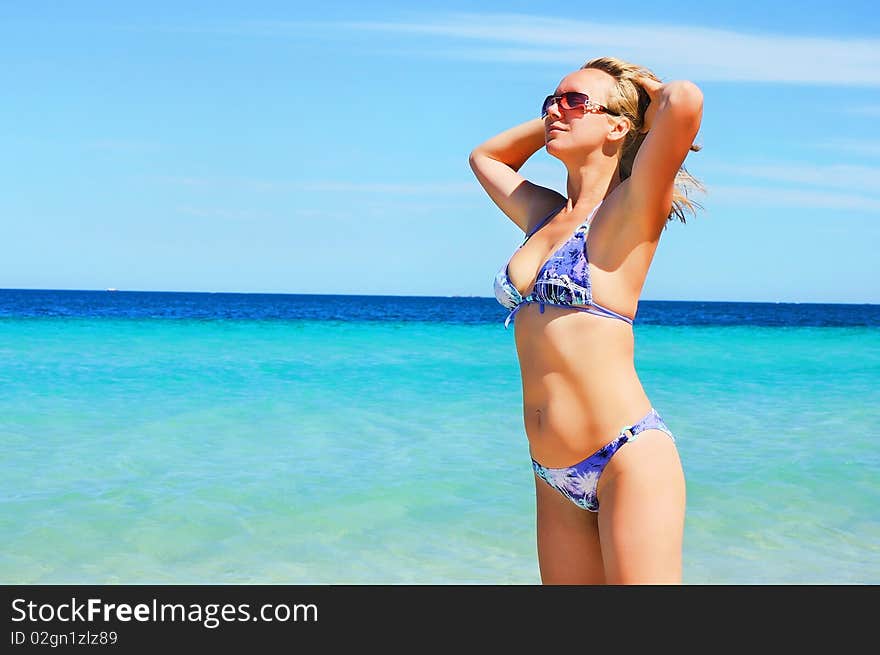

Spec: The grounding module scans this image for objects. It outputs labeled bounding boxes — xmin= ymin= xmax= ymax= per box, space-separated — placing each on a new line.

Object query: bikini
xmin=493 ymin=199 xmax=634 ymax=329
xmin=493 ymin=198 xmax=676 ymax=513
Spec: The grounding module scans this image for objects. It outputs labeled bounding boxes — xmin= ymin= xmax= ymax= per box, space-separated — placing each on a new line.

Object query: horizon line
xmin=0 ymin=288 xmax=877 ymax=306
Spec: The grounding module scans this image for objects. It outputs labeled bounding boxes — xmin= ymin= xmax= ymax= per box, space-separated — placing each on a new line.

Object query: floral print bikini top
xmin=493 ymin=199 xmax=636 ymax=329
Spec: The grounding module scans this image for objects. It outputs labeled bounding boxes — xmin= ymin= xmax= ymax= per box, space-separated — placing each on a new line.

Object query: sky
xmin=1 ymin=0 xmax=878 ymax=303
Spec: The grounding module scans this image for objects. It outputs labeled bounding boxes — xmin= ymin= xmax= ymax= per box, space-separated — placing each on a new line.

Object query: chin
xmin=545 ymin=139 xmax=565 ymax=156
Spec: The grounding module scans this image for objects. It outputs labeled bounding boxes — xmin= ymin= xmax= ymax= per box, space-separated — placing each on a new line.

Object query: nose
xmin=544 ymin=97 xmax=563 ymax=120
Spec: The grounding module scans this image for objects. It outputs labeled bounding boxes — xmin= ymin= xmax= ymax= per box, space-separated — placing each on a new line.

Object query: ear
xmin=608 ymin=116 xmax=631 ymax=143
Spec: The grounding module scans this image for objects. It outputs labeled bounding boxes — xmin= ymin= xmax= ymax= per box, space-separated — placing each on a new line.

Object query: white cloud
xmin=813 ymin=139 xmax=880 ymax=157
xmin=843 ymin=105 xmax=880 ymax=117
xmin=701 ymin=162 xmax=880 ymax=191
xmin=85 ymin=140 xmax=162 ymax=153
xmin=706 ymin=184 xmax=880 ymax=212
xmin=294 ymin=181 xmax=478 ymax=194
xmin=176 ymin=206 xmax=278 ymax=221
xmin=158 ymin=176 xmax=478 ymax=195
xmin=240 ymin=12 xmax=880 ymax=85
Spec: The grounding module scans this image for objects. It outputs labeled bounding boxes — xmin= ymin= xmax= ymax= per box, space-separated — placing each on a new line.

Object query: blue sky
xmin=2 ymin=1 xmax=878 ymax=303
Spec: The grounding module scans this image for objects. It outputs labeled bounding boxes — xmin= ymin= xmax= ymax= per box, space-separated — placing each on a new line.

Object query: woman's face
xmin=544 ymin=68 xmax=622 ymax=160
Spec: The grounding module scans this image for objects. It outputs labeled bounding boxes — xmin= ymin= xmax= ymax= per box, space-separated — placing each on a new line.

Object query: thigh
xmin=596 ymin=429 xmax=686 ymax=584
xmin=534 ymin=473 xmax=605 ymax=585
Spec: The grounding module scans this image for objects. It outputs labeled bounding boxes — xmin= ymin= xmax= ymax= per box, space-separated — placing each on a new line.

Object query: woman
xmin=468 ymin=56 xmax=705 ymax=584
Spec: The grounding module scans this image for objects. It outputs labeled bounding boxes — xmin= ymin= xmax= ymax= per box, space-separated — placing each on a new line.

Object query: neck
xmin=563 ymin=154 xmax=622 ymax=215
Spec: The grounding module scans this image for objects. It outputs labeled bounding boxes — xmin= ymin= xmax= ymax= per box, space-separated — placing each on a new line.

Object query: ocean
xmin=1 ymin=289 xmax=878 ymax=584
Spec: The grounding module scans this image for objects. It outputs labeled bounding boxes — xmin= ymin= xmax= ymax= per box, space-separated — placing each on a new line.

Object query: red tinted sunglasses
xmin=541 ymin=92 xmax=620 ymax=118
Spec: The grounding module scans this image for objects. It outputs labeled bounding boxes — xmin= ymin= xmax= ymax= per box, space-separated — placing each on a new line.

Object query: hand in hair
xmin=635 ymin=75 xmax=664 ymax=134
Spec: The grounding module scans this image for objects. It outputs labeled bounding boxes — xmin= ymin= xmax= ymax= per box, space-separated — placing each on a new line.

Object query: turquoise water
xmin=1 ymin=303 xmax=878 ymax=584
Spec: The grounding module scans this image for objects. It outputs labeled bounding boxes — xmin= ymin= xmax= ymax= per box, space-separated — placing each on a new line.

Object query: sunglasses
xmin=541 ymin=92 xmax=621 ymax=118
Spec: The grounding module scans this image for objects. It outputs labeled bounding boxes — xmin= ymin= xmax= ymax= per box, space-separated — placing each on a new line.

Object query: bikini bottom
xmin=531 ymin=407 xmax=675 ymax=513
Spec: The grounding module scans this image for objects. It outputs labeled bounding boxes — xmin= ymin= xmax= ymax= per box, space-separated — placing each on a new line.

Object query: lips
xmin=548 ymin=125 xmax=566 ymax=133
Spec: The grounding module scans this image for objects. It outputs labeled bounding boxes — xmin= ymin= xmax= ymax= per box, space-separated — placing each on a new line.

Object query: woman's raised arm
xmin=469 ymin=117 xmax=566 ymax=233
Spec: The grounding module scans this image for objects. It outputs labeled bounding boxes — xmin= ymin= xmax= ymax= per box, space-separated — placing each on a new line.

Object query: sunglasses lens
xmin=561 ymin=92 xmax=588 ymax=111
xmin=542 ymin=93 xmax=589 ymax=116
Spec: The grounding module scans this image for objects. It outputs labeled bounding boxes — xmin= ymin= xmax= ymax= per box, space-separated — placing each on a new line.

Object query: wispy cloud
xmin=85 ymin=139 xmax=162 ymax=153
xmin=843 ymin=105 xmax=880 ymax=117
xmin=224 ymin=12 xmax=880 ymax=86
xmin=294 ymin=181 xmax=478 ymax=194
xmin=701 ymin=162 xmax=880 ymax=192
xmin=706 ymin=185 xmax=880 ymax=212
xmin=103 ymin=13 xmax=880 ymax=85
xmin=813 ymin=139 xmax=880 ymax=157
xmin=176 ymin=206 xmax=279 ymax=221
xmin=156 ymin=176 xmax=478 ymax=195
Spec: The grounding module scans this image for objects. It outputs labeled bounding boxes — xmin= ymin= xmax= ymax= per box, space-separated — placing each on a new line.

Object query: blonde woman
xmin=469 ymin=56 xmax=705 ymax=584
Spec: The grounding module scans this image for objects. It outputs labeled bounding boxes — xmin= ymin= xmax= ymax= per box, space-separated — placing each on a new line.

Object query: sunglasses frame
xmin=541 ymin=92 xmax=621 ymax=118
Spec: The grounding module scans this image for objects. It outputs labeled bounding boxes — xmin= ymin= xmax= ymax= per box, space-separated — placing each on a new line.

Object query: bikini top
xmin=493 ymin=198 xmax=636 ymax=329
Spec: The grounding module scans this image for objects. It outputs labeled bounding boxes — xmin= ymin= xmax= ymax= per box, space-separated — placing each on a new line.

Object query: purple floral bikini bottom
xmin=531 ymin=407 xmax=675 ymax=512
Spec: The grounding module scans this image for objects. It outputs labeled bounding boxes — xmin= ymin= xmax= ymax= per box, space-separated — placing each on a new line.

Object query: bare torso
xmin=506 ymin=179 xmax=666 ymax=467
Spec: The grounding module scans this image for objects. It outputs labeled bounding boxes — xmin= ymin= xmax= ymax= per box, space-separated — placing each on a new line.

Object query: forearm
xmin=469 ymin=117 xmax=546 ymax=172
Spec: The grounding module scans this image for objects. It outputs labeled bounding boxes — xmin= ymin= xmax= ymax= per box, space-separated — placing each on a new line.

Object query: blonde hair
xmin=581 ymin=56 xmax=706 ymax=225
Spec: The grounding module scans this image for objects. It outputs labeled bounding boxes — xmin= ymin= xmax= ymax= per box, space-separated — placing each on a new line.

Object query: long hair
xmin=582 ymin=56 xmax=706 ymax=225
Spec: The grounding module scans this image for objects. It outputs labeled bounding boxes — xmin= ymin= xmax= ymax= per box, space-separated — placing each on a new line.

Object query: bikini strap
xmin=619 ymin=408 xmax=675 ymax=443
xmin=524 ymin=203 xmax=566 ymax=241
xmin=580 ymin=199 xmax=604 ymax=233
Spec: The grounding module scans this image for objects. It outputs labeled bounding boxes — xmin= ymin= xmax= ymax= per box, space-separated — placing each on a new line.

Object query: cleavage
xmin=508 ymin=217 xmax=584 ymax=298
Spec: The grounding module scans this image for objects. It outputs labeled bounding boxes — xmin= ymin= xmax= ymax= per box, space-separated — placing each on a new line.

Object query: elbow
xmin=468 ymin=150 xmax=479 ymax=174
xmin=468 ymin=148 xmax=495 ymax=172
xmin=669 ymin=81 xmax=703 ymax=112
xmin=469 ymin=148 xmax=486 ymax=164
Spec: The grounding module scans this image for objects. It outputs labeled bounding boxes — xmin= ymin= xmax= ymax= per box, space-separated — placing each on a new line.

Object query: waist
xmin=522 ymin=354 xmax=644 ymax=404
xmin=524 ymin=392 xmax=654 ymax=465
